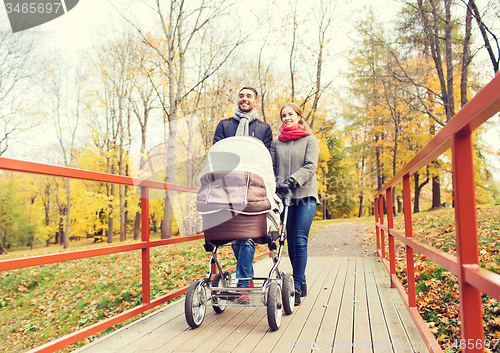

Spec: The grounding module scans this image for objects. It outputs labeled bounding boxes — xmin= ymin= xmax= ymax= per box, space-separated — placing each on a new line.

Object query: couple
xmin=213 ymin=87 xmax=318 ymax=306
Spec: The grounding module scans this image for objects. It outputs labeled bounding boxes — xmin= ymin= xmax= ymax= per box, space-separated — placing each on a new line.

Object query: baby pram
xmin=184 ymin=136 xmax=294 ymax=331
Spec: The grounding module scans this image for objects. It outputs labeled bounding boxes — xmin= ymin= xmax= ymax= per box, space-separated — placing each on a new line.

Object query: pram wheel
xmin=212 ymin=272 xmax=230 ymax=313
xmin=282 ymin=273 xmax=294 ymax=315
xmin=267 ymin=281 xmax=283 ymax=331
xmin=185 ymin=280 xmax=207 ymax=329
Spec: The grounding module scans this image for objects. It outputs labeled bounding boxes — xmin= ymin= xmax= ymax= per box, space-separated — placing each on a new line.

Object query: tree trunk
xmin=469 ymin=0 xmax=499 ymax=73
xmin=392 ymin=117 xmax=399 ymax=217
xmin=107 ymin=183 xmax=115 ymax=244
xmin=161 ymin=112 xmax=178 ymax=239
xmin=185 ymin=116 xmax=194 ymax=235
xmin=358 ymin=190 xmax=364 ymax=217
xmin=376 ymin=134 xmax=382 ymax=192
xmin=107 ymin=210 xmax=114 ymax=243
xmin=58 ymin=212 xmax=64 ymax=245
xmin=0 ymin=241 xmax=6 ymax=255
xmin=323 ymin=168 xmax=327 ymax=220
xmin=397 ymin=194 xmax=403 ymax=214
xmin=124 ymin=159 xmax=130 ymax=241
xmin=119 ymin=145 xmax=126 ymax=242
xmin=134 ymin=210 xmax=141 ymax=240
xmin=119 ymin=184 xmax=126 ymax=242
xmin=414 ymin=172 xmax=421 ymax=213
xmin=161 ymin=115 xmax=176 ymax=239
xmin=432 ymin=175 xmax=441 ymax=209
xmin=383 ymin=192 xmax=387 ymax=215
xmin=64 ymin=179 xmax=71 ymax=249
xmin=461 ymin=0 xmax=473 ymax=108
xmin=45 ymin=194 xmax=51 ymax=247
xmin=413 ymin=170 xmax=430 ymax=213
xmin=289 ymin=7 xmax=298 ymax=102
xmin=444 ymin=0 xmax=455 ymax=122
xmin=161 ymin=192 xmax=173 ymax=239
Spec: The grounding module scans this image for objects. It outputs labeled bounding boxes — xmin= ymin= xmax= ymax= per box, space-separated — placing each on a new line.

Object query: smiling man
xmin=211 ymin=86 xmax=273 ymax=304
xmin=213 ymin=87 xmax=272 ymax=149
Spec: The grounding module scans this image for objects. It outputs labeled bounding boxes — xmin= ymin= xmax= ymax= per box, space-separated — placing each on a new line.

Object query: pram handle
xmin=284 ymin=189 xmax=292 ymax=206
xmin=277 ymin=187 xmax=293 ymax=207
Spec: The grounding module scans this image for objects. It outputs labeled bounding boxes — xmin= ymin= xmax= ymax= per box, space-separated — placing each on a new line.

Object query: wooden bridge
xmin=72 ymin=256 xmax=429 ymax=353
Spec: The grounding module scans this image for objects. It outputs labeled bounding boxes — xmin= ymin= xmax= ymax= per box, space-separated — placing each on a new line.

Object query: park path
xmin=307 ymin=221 xmax=374 ymax=257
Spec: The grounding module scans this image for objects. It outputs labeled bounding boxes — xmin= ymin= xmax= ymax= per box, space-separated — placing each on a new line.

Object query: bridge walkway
xmin=74 ymin=256 xmax=428 ymax=353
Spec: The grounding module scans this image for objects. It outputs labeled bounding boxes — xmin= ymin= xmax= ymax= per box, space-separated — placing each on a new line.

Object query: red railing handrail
xmin=0 ymin=236 xmax=205 ymax=272
xmin=374 ymin=71 xmax=500 ymax=353
xmin=0 ymin=155 xmax=257 ymax=352
xmin=0 ymin=156 xmax=198 ymax=193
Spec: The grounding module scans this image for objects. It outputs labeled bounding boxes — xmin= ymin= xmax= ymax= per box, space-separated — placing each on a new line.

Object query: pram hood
xmin=196 ymin=136 xmax=281 ymax=241
xmin=197 ymin=136 xmax=278 ymax=213
xmin=198 ymin=136 xmax=275 ymax=189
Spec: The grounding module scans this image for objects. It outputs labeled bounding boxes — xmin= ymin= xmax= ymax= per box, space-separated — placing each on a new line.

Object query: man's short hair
xmin=239 ymin=87 xmax=258 ymax=99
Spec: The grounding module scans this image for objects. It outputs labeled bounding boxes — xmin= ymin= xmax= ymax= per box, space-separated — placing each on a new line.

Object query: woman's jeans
xmin=231 ymin=239 xmax=255 ymax=288
xmin=283 ymin=197 xmax=316 ymax=293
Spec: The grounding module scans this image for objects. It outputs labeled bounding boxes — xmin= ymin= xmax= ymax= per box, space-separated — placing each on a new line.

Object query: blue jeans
xmin=231 ymin=239 xmax=255 ymax=288
xmin=283 ymin=197 xmax=316 ymax=293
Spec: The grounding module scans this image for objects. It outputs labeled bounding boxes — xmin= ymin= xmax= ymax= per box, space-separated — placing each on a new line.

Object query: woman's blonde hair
xmin=279 ymin=102 xmax=313 ymax=135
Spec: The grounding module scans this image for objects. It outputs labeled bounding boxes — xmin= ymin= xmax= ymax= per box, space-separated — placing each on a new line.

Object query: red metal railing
xmin=0 ymin=157 xmax=269 ymax=352
xmin=374 ymin=72 xmax=500 ymax=353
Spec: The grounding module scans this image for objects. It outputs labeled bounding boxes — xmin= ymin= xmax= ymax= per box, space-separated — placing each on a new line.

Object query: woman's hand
xmin=276 ymin=177 xmax=297 ymax=193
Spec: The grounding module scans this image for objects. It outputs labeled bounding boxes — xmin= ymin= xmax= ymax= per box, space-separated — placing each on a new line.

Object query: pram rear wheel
xmin=267 ymin=282 xmax=283 ymax=331
xmin=212 ymin=272 xmax=230 ymax=313
xmin=185 ymin=280 xmax=207 ymax=329
xmin=282 ymin=272 xmax=294 ymax=315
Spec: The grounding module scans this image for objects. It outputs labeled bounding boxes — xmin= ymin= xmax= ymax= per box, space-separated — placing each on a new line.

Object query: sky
xmin=37 ymin=0 xmax=401 ymax=58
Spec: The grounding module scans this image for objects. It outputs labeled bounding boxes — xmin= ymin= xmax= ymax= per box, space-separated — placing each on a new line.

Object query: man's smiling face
xmin=238 ymin=89 xmax=258 ymax=113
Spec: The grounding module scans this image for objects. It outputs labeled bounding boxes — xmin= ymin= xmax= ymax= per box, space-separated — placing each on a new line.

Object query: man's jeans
xmin=283 ymin=197 xmax=316 ymax=293
xmin=231 ymin=239 xmax=255 ymax=288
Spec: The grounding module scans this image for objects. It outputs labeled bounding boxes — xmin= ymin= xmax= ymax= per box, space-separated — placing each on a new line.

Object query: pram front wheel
xmin=267 ymin=282 xmax=283 ymax=331
xmin=282 ymin=272 xmax=294 ymax=315
xmin=212 ymin=272 xmax=230 ymax=314
xmin=185 ymin=280 xmax=207 ymax=329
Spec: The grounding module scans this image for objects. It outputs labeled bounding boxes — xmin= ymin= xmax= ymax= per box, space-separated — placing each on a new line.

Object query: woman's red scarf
xmin=278 ymin=124 xmax=310 ymax=141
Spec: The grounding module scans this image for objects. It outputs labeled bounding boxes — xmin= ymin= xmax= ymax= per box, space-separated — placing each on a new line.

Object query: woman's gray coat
xmin=270 ymin=134 xmax=319 ymax=204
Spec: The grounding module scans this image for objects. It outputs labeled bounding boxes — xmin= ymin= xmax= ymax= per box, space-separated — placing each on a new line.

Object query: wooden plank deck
xmin=73 ymin=256 xmax=429 ymax=353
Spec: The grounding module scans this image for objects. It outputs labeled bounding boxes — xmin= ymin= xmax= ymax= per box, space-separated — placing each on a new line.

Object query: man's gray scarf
xmin=232 ymin=107 xmax=258 ymax=136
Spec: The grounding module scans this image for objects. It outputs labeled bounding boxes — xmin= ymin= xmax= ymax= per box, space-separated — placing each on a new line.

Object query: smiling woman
xmin=271 ymin=102 xmax=318 ymax=306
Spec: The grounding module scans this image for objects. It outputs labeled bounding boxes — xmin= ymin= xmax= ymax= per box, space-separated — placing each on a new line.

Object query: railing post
xmin=386 ymin=187 xmax=396 ymax=288
xmin=403 ymin=174 xmax=416 ymax=308
xmin=378 ymin=195 xmax=385 ymax=260
xmin=141 ymin=186 xmax=151 ymax=305
xmin=451 ymin=131 xmax=484 ymax=351
xmin=374 ymin=197 xmax=380 ymax=257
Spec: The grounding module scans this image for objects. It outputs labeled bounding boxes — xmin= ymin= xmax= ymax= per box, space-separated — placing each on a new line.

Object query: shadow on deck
xmin=73 ymin=256 xmax=429 ymax=353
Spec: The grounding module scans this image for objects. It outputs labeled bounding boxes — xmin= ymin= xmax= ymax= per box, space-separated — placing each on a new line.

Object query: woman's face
xmin=281 ymin=106 xmax=300 ymax=127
